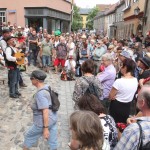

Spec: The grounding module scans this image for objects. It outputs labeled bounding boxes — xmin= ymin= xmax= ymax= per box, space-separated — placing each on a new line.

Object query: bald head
xmin=139 ymin=85 xmax=150 ymax=109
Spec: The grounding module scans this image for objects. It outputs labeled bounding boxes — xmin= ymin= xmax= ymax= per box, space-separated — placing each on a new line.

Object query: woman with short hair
xmin=73 ymin=59 xmax=103 ymax=110
xmin=69 ymin=111 xmax=110 ymax=150
xmin=78 ymin=94 xmax=118 ymax=149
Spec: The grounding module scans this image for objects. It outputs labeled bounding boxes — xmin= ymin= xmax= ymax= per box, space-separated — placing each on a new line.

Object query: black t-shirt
xmin=29 ymin=35 xmax=38 ymax=50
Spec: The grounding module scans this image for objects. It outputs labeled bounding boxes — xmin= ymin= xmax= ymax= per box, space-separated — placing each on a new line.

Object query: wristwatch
xmin=43 ymin=126 xmax=49 ymax=128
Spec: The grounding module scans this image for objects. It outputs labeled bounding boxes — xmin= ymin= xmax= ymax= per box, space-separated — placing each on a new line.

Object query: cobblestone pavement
xmin=0 ymin=66 xmax=75 ymax=150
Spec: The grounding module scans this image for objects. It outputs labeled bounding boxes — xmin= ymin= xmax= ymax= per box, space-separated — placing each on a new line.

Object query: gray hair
xmin=102 ymin=53 xmax=113 ymax=61
xmin=140 ymin=85 xmax=150 ymax=109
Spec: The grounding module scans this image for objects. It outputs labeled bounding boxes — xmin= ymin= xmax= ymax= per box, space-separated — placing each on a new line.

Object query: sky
xmin=74 ymin=0 xmax=120 ymax=8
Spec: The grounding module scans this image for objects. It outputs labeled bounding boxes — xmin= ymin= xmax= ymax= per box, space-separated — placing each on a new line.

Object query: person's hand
xmin=127 ymin=116 xmax=136 ymax=125
xmin=139 ymin=79 xmax=144 ymax=88
xmin=43 ymin=128 xmax=49 ymax=140
xmin=16 ymin=57 xmax=22 ymax=61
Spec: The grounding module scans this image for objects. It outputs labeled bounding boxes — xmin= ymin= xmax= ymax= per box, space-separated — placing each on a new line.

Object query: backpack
xmin=83 ymin=77 xmax=99 ymax=99
xmin=38 ymin=86 xmax=60 ymax=112
xmin=137 ymin=121 xmax=150 ymax=150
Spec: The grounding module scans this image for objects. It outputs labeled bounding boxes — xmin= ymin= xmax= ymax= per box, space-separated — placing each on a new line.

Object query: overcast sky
xmin=74 ymin=0 xmax=119 ymax=8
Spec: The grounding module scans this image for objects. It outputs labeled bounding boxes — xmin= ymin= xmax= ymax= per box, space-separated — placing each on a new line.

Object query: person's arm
xmin=6 ymin=47 xmax=17 ymax=62
xmin=42 ymin=108 xmax=50 ymax=139
xmin=109 ymin=87 xmax=118 ymax=100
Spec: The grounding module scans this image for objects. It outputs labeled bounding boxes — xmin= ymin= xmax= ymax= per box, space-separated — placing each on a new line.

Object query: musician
xmin=5 ymin=36 xmax=22 ymax=98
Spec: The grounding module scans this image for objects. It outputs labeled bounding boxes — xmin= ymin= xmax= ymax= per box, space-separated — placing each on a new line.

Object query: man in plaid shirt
xmin=114 ymin=85 xmax=150 ymax=150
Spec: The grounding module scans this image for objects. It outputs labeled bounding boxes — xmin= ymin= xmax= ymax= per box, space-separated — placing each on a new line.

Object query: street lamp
xmin=134 ymin=7 xmax=140 ymax=16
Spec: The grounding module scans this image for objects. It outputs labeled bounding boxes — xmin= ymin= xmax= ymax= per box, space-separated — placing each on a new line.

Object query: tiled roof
xmin=79 ymin=8 xmax=92 ymax=15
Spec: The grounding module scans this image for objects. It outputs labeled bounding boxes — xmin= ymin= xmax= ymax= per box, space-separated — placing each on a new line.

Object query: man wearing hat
xmin=5 ymin=36 xmax=22 ymax=98
xmin=23 ymin=70 xmax=58 ymax=150
xmin=0 ymin=29 xmax=11 ymax=53
xmin=139 ymin=56 xmax=150 ymax=80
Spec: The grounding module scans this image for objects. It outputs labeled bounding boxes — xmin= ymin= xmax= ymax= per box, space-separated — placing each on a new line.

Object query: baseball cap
xmin=120 ymin=50 xmax=130 ymax=59
xmin=30 ymin=70 xmax=47 ymax=81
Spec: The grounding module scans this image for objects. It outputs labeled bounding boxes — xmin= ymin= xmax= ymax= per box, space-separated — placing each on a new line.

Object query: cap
xmin=5 ymin=36 xmax=15 ymax=42
xmin=140 ymin=56 xmax=150 ymax=68
xmin=2 ymin=29 xmax=10 ymax=34
xmin=120 ymin=50 xmax=130 ymax=59
xmin=108 ymin=45 xmax=114 ymax=49
xmin=18 ymin=26 xmax=21 ymax=29
xmin=30 ymin=70 xmax=47 ymax=81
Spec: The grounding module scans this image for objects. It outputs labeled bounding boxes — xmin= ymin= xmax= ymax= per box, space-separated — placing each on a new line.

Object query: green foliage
xmin=86 ymin=7 xmax=99 ymax=30
xmin=71 ymin=5 xmax=83 ymax=31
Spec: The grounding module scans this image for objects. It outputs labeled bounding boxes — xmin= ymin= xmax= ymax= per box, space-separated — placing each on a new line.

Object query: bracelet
xmin=43 ymin=126 xmax=49 ymax=128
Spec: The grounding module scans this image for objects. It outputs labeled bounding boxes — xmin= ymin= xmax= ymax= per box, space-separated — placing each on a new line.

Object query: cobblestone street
xmin=0 ymin=66 xmax=75 ymax=150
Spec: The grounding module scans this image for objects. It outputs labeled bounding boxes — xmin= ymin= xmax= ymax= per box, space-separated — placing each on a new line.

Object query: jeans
xmin=28 ymin=48 xmax=39 ymax=65
xmin=24 ymin=123 xmax=57 ymax=149
xmin=42 ymin=55 xmax=51 ymax=67
xmin=8 ymin=68 xmax=20 ymax=96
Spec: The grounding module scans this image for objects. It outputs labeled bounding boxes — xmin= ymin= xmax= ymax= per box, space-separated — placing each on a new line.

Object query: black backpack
xmin=137 ymin=121 xmax=150 ymax=150
xmin=38 ymin=86 xmax=60 ymax=112
xmin=83 ymin=77 xmax=99 ymax=99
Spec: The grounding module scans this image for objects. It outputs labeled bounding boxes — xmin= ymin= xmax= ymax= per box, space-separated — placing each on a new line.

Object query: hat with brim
xmin=30 ymin=70 xmax=47 ymax=81
xmin=140 ymin=56 xmax=150 ymax=68
xmin=120 ymin=50 xmax=130 ymax=59
xmin=5 ymin=36 xmax=16 ymax=42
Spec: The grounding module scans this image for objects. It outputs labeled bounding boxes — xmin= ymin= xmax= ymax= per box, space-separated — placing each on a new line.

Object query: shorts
xmin=23 ymin=123 xmax=57 ymax=150
xmin=54 ymin=58 xmax=65 ymax=67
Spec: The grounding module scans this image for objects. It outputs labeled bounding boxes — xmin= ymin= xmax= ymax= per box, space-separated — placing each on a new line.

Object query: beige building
xmin=123 ymin=0 xmax=146 ymax=38
xmin=79 ymin=8 xmax=91 ymax=29
xmin=0 ymin=0 xmax=72 ymax=33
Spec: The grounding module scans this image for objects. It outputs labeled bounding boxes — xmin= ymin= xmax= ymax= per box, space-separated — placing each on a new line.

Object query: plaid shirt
xmin=114 ymin=117 xmax=150 ymax=150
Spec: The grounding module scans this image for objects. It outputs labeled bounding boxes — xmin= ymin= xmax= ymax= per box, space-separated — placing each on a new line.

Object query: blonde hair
xmin=70 ymin=111 xmax=104 ymax=150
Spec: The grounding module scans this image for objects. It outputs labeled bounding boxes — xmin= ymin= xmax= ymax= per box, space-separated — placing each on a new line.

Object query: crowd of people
xmin=0 ymin=21 xmax=150 ymax=150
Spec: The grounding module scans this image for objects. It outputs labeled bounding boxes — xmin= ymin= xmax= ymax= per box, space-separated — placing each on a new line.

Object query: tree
xmin=86 ymin=7 xmax=99 ymax=30
xmin=71 ymin=5 xmax=83 ymax=31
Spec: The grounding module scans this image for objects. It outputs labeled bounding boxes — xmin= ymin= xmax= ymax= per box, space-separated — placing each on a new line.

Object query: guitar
xmin=14 ymin=52 xmax=25 ymax=65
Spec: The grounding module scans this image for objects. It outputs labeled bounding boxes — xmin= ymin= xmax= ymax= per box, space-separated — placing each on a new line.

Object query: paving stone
xmin=0 ymin=66 xmax=75 ymax=149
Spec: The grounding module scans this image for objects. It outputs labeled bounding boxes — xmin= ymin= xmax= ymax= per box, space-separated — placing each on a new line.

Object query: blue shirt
xmin=31 ymin=85 xmax=57 ymax=127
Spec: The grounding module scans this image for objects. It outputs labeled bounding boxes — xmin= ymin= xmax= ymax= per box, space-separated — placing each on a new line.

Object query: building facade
xmin=114 ymin=0 xmax=125 ymax=40
xmin=123 ymin=0 xmax=146 ymax=39
xmin=79 ymin=8 xmax=91 ymax=29
xmin=0 ymin=0 xmax=72 ymax=33
xmin=143 ymin=0 xmax=150 ymax=36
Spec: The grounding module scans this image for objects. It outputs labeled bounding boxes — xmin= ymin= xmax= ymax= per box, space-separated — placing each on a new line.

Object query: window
xmin=133 ymin=0 xmax=138 ymax=2
xmin=0 ymin=11 xmax=6 ymax=24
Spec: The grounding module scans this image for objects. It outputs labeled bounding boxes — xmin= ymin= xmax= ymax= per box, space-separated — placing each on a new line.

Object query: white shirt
xmin=0 ymin=39 xmax=7 ymax=53
xmin=67 ymin=42 xmax=75 ymax=56
xmin=113 ymin=77 xmax=138 ymax=103
xmin=54 ymin=41 xmax=59 ymax=48
xmin=5 ymin=46 xmax=17 ymax=62
xmin=65 ymin=59 xmax=76 ymax=70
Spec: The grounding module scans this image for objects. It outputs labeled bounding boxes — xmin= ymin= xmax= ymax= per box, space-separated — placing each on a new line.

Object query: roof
xmin=105 ymin=2 xmax=118 ymax=15
xmin=96 ymin=4 xmax=112 ymax=12
xmin=79 ymin=8 xmax=92 ymax=15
